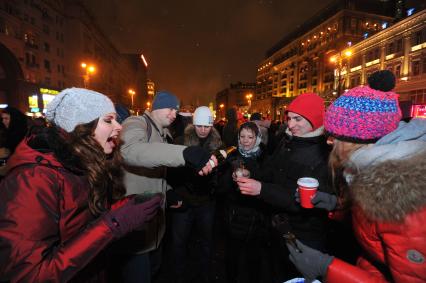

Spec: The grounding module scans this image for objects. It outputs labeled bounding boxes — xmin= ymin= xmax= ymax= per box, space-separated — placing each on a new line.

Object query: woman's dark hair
xmin=72 ymin=120 xmax=125 ymax=215
xmin=3 ymin=107 xmax=28 ymax=131
xmin=2 ymin=107 xmax=28 ymax=152
xmin=29 ymin=120 xmax=125 ymax=216
xmin=239 ymin=121 xmax=259 ymax=137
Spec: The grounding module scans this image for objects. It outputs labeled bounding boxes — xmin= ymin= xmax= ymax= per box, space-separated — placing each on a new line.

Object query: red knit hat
xmin=286 ymin=93 xmax=325 ymax=130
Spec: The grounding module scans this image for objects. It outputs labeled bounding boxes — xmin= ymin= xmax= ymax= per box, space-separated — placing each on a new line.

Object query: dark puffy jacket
xmin=0 ymin=139 xmax=116 ymax=282
xmin=254 ymin=128 xmax=332 ymax=243
xmin=220 ymin=147 xmax=271 ymax=242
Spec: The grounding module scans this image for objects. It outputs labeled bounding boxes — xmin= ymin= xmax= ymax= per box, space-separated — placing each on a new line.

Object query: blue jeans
xmin=170 ymin=201 xmax=215 ymax=282
xmin=117 ymin=245 xmax=163 ymax=283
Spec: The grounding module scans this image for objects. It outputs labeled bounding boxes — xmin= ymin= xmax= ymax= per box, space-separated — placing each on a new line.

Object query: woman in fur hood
xmin=286 ymin=70 xmax=426 ymax=283
xmin=167 ymin=106 xmax=222 ymax=283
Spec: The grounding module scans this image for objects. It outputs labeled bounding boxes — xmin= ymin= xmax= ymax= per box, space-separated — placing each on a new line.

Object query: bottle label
xmin=219 ymin=149 xmax=227 ymax=158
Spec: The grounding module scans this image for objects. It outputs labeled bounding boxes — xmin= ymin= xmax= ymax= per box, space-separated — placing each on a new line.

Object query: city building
xmin=0 ymin=0 xmax=147 ymax=115
xmin=215 ymin=81 xmax=256 ymax=119
xmin=146 ymin=78 xmax=155 ymax=110
xmin=253 ymin=0 xmax=425 ymax=120
xmin=345 ymin=8 xmax=426 ymax=108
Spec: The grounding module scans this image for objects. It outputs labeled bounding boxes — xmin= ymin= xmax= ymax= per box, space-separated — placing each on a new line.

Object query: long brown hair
xmin=328 ymin=139 xmax=367 ymax=207
xmin=70 ymin=119 xmax=125 ymax=216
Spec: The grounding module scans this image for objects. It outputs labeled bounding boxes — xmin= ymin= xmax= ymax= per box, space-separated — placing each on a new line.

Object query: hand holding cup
xmin=297 ymin=177 xmax=319 ymax=209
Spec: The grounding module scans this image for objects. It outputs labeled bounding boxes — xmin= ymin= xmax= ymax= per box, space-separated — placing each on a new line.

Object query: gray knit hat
xmin=46 ymin=87 xmax=115 ymax=132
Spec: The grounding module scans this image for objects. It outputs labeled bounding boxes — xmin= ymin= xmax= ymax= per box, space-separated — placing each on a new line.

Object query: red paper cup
xmin=297 ymin=177 xmax=319 ymax=209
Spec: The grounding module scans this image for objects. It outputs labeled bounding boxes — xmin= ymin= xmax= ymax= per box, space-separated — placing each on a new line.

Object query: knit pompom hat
xmin=324 ymin=70 xmax=401 ymax=143
xmin=46 ymin=87 xmax=115 ymax=132
xmin=286 ymin=93 xmax=325 ymax=130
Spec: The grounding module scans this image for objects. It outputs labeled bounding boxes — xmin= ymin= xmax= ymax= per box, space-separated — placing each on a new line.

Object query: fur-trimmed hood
xmin=183 ymin=124 xmax=222 ymax=151
xmin=351 ymin=149 xmax=426 ymax=222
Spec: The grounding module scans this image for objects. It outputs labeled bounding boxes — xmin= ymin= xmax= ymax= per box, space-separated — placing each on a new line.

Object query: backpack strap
xmin=143 ymin=115 xmax=153 ymax=142
xmin=143 ymin=114 xmax=167 ymax=142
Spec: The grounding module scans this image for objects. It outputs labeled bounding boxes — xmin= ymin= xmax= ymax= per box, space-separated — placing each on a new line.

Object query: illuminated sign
xmin=411 ymin=104 xmax=426 ymax=118
xmin=39 ymin=88 xmax=59 ymax=95
xmin=28 ymin=95 xmax=38 ymax=108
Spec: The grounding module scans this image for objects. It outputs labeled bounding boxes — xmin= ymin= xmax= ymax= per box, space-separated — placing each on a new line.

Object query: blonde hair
xmin=329 ymin=139 xmax=368 ymax=207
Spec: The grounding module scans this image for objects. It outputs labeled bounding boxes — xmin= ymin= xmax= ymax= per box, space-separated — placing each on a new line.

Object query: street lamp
xmin=128 ymin=89 xmax=136 ymax=111
xmin=81 ymin=62 xmax=96 ymax=88
xmin=219 ymin=103 xmax=224 ymax=119
xmin=245 ymin=93 xmax=253 ymax=105
xmin=329 ymin=49 xmax=352 ymax=97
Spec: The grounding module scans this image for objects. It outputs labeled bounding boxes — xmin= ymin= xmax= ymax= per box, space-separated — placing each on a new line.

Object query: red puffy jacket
xmin=326 ymin=152 xmax=426 ymax=283
xmin=0 ymin=140 xmax=116 ymax=282
xmin=327 ymin=206 xmax=426 ymax=283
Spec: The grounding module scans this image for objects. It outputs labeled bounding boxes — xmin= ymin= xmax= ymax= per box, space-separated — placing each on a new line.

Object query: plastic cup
xmin=297 ymin=177 xmax=319 ymax=209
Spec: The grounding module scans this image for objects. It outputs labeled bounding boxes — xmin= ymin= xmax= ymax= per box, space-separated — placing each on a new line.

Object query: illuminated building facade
xmin=0 ymin=0 xmax=146 ymax=114
xmin=346 ymin=8 xmax=426 ymax=106
xmin=254 ymin=0 xmax=399 ymax=119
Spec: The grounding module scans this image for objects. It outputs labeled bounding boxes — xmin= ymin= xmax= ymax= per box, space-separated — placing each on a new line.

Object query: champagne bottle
xmin=212 ymin=146 xmax=237 ymax=165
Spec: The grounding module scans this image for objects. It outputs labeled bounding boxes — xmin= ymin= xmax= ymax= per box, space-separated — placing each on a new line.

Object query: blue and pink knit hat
xmin=325 ymin=70 xmax=402 ymax=143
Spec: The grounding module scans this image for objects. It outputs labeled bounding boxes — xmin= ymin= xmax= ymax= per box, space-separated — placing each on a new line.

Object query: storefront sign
xmin=411 ymin=104 xmax=426 ymax=118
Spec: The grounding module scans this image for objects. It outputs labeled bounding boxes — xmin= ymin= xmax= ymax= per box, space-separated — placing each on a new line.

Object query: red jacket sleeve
xmin=326 ymin=257 xmax=388 ymax=283
xmin=0 ymin=166 xmax=115 ymax=282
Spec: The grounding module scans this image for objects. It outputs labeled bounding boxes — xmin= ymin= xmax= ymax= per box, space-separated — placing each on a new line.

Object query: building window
xmin=387 ymin=42 xmax=394 ymax=55
xmin=43 ymin=24 xmax=49 ymax=34
xmin=395 ymin=65 xmax=401 ymax=78
xmin=412 ymin=61 xmax=420 ymax=76
xmin=44 ymin=59 xmax=51 ymax=72
xmin=396 ymin=39 xmax=403 ymax=53
xmin=422 ymin=58 xmax=426 ymax=74
xmin=44 ymin=42 xmax=50 ymax=52
xmin=413 ymin=31 xmax=422 ymax=46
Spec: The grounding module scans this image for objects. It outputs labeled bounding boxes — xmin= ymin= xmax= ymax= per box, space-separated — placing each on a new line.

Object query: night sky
xmin=84 ymin=0 xmax=335 ymax=106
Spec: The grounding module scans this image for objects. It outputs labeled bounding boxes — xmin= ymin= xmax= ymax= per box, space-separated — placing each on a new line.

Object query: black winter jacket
xmin=254 ymin=128 xmax=332 ymax=242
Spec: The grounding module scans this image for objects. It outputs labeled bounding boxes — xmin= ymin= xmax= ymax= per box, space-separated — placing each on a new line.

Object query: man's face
xmin=195 ymin=125 xmax=212 ymax=138
xmin=287 ymin=111 xmax=313 ymax=137
xmin=152 ymin=108 xmax=177 ymax=128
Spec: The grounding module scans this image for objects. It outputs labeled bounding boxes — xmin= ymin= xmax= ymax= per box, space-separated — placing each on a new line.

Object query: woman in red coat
xmin=286 ymin=71 xmax=426 ymax=282
xmin=0 ymin=88 xmax=162 ymax=282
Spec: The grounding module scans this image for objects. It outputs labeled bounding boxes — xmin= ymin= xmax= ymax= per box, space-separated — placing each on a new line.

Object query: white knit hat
xmin=46 ymin=87 xmax=115 ymax=132
xmin=193 ymin=106 xmax=213 ymax=126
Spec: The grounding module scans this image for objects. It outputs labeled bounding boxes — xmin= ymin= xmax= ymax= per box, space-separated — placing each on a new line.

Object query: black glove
xmin=183 ymin=146 xmax=211 ymax=172
xmin=286 ymin=239 xmax=333 ymax=282
xmin=295 ymin=191 xmax=337 ymax=212
xmin=104 ymin=194 xmax=163 ymax=239
xmin=311 ymin=191 xmax=337 ymax=211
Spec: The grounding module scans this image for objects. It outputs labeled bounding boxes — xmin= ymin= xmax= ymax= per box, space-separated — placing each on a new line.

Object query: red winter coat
xmin=326 ymin=153 xmax=426 ymax=283
xmin=0 ymin=140 xmax=116 ymax=282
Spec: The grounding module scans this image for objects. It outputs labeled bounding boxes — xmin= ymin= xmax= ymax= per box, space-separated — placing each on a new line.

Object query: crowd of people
xmin=0 ymin=70 xmax=425 ymax=283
